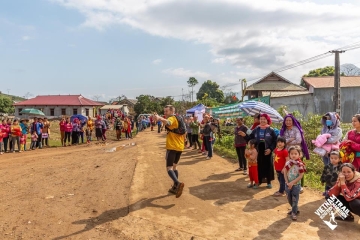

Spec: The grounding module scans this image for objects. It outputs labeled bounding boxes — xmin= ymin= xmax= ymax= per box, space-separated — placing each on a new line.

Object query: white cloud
xmin=163 ymin=68 xmax=211 ymax=79
xmin=22 ymin=36 xmax=30 ymax=41
xmin=152 ymin=58 xmax=162 ymax=64
xmin=53 ymin=0 xmax=360 ymax=85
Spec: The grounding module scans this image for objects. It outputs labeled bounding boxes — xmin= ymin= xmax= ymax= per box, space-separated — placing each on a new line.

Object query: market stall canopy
xmin=186 ymin=104 xmax=206 ymax=114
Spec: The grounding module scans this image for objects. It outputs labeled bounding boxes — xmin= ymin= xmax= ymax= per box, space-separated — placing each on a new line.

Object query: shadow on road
xmin=52 ymin=195 xmax=174 ymax=240
xmin=201 ymin=171 xmax=244 ymax=182
xmin=189 ymin=178 xmax=267 ymax=206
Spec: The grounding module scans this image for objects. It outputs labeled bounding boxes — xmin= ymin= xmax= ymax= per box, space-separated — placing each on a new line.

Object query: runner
xmin=154 ymin=105 xmax=185 ymax=198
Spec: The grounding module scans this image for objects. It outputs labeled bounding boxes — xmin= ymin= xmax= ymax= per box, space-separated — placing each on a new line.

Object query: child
xmin=245 ymin=139 xmax=259 ymax=189
xmin=273 ymin=137 xmax=289 ymax=197
xmin=30 ymin=133 xmax=38 ymax=150
xmin=284 ymin=146 xmax=306 ymax=221
xmin=320 ymin=151 xmax=342 ymax=198
xmin=20 ymin=134 xmax=26 ymax=152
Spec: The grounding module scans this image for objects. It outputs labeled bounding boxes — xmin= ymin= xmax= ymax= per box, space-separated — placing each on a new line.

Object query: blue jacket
xmin=20 ymin=123 xmax=28 ymax=135
xmin=31 ymin=122 xmax=43 ymax=135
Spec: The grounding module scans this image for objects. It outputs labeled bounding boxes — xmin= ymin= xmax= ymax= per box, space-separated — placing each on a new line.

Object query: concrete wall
xmin=14 ymin=106 xmax=98 ymax=118
xmin=312 ymin=87 xmax=360 ymax=123
xmin=270 ymin=94 xmax=315 ymax=117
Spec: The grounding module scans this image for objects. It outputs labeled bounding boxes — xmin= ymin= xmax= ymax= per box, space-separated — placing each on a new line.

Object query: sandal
xmin=247 ymin=183 xmax=253 ymax=188
xmin=235 ymin=168 xmax=243 ymax=172
xmin=288 ymin=210 xmax=300 ymax=215
xmin=291 ymin=213 xmax=297 ymax=221
xmin=273 ymin=192 xmax=285 ymax=197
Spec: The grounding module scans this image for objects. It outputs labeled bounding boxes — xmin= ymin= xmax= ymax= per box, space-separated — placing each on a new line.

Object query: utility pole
xmin=329 ymin=50 xmax=345 ymax=115
xmin=181 ymin=88 xmax=184 ymax=102
xmin=7 ymin=89 xmax=10 ymax=95
xmin=240 ymin=79 xmax=247 ymax=102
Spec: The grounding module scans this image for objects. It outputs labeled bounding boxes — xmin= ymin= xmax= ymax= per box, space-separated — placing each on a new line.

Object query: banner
xmin=206 ymin=96 xmax=270 ymax=119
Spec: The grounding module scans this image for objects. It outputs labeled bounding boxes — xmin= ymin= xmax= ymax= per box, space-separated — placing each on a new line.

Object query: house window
xmin=61 ymin=108 xmax=66 ymax=115
xmin=85 ymin=108 xmax=89 ymax=117
xmin=18 ymin=108 xmax=23 ymax=116
xmin=73 ymin=108 xmax=78 ymax=115
xmin=50 ymin=108 xmax=55 ymax=116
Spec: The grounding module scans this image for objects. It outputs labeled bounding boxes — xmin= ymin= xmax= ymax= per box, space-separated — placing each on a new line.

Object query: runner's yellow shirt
xmin=166 ymin=116 xmax=185 ymax=151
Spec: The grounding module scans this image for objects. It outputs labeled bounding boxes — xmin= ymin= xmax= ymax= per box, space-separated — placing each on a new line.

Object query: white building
xmin=13 ymin=95 xmax=104 ymax=118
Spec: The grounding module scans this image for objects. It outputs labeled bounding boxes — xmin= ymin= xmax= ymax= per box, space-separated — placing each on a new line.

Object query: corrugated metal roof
xmin=246 ymin=82 xmax=306 ymax=91
xmin=246 ymin=71 xmax=306 ymax=91
xmin=14 ymin=95 xmax=103 ymax=106
xmin=302 ymin=76 xmax=360 ymax=88
xmin=262 ymin=91 xmax=311 ymax=98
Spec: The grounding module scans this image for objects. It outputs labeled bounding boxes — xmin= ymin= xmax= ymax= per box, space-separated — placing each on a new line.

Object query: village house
xmin=13 ymin=95 xmax=104 ymax=118
xmin=245 ymin=72 xmax=313 ymax=116
xmin=302 ymin=76 xmax=360 ymax=122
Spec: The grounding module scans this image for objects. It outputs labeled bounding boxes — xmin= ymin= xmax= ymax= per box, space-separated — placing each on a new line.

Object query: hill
xmin=0 ymin=92 xmax=25 ymax=102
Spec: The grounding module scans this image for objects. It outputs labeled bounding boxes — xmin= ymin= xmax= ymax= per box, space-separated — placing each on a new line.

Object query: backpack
xmin=166 ymin=115 xmax=186 ymax=135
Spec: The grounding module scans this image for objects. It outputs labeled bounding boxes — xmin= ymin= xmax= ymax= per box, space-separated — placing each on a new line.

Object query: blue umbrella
xmin=238 ymin=101 xmax=283 ymax=123
xmin=70 ymin=114 xmax=88 ymax=123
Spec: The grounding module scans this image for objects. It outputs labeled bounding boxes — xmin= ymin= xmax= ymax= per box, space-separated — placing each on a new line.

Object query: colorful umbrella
xmin=238 ymin=101 xmax=283 ymax=123
xmin=20 ymin=108 xmax=45 ymax=116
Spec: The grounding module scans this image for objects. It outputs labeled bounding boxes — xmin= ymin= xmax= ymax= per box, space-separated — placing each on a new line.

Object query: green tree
xmin=223 ymin=92 xmax=239 ymax=104
xmin=196 ymin=80 xmax=224 ymax=103
xmin=134 ymin=95 xmax=161 ymax=116
xmin=0 ymin=96 xmax=14 ymax=114
xmin=187 ymin=77 xmax=199 ymax=102
xmin=301 ymin=66 xmax=345 ymax=87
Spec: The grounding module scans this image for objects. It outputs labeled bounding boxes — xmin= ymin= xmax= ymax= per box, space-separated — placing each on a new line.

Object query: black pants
xmin=235 ymin=146 xmax=247 ymax=170
xmin=64 ymin=132 xmax=71 ymax=143
xmin=3 ymin=137 xmax=9 ymax=152
xmin=72 ymin=132 xmax=79 ymax=144
xmin=187 ymin=133 xmax=192 ymax=147
xmin=37 ymin=134 xmax=43 ymax=149
xmin=335 ymin=195 xmax=360 ymax=217
xmin=192 ymin=134 xmax=201 ymax=149
xmin=158 ymin=125 xmax=161 ymax=133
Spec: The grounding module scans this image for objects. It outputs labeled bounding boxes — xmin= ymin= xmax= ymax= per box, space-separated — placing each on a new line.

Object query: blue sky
xmin=1 ymin=0 xmax=360 ymax=102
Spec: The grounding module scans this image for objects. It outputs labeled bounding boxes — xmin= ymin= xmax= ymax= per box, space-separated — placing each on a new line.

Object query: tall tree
xmin=300 ymin=66 xmax=344 ymax=87
xmin=196 ymin=80 xmax=224 ymax=103
xmin=134 ymin=95 xmax=162 ymax=116
xmin=187 ymin=77 xmax=199 ymax=102
xmin=0 ymin=96 xmax=14 ymax=114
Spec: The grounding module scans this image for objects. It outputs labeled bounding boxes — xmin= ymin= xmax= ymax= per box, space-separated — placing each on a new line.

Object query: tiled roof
xmin=302 ymin=76 xmax=360 ymax=88
xmin=262 ymin=91 xmax=311 ymax=98
xmin=14 ymin=95 xmax=103 ymax=106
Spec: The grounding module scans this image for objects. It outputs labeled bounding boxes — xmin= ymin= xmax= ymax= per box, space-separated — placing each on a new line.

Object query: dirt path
xmin=0 ymin=130 xmax=359 ymax=239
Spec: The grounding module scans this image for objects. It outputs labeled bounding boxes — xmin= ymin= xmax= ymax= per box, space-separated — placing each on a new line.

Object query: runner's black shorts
xmin=166 ymin=150 xmax=182 ymax=167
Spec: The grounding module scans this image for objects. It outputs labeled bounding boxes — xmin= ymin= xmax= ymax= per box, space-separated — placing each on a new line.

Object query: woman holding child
xmin=244 ymin=114 xmax=277 ymax=188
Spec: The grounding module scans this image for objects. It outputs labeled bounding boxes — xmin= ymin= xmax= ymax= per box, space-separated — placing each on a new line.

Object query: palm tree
xmin=187 ymin=77 xmax=198 ymax=102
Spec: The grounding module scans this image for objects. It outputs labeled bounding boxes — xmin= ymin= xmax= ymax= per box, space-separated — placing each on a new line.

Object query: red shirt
xmin=273 ymin=148 xmax=288 ymax=171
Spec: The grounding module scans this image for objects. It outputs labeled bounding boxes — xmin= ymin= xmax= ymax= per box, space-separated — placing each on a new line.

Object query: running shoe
xmin=168 ymin=185 xmax=177 ymax=194
xmin=176 ymin=182 xmax=185 ymax=198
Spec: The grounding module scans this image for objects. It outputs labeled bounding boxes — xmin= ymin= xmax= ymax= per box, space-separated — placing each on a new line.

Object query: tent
xmin=186 ymin=104 xmax=206 ymax=114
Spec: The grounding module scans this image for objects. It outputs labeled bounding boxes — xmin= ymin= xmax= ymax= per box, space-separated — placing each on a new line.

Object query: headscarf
xmin=97 ymin=115 xmax=101 ymax=120
xmin=280 ymin=114 xmax=310 ymax=160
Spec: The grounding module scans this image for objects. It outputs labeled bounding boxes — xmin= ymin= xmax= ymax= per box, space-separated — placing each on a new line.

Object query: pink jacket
xmin=0 ymin=124 xmax=10 ymax=138
xmin=347 ymin=130 xmax=360 ymax=169
xmin=65 ymin=122 xmax=73 ymax=132
xmin=59 ymin=121 xmax=66 ymax=132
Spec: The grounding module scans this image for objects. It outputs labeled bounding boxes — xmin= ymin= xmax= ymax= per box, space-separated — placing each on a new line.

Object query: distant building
xmin=302 ymin=76 xmax=360 ymax=122
xmin=99 ymin=105 xmax=129 ymax=115
xmin=246 ymin=72 xmax=312 ymax=116
xmin=13 ymin=95 xmax=103 ymax=118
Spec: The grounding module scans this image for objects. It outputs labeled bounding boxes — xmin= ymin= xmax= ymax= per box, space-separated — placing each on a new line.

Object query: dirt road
xmin=0 ymin=130 xmax=359 ymax=239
